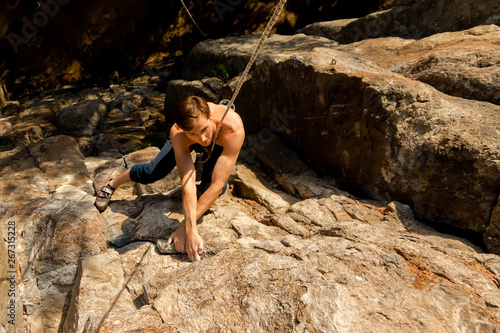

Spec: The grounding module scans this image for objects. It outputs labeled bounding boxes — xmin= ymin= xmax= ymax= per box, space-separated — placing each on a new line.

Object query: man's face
xmin=185 ymin=115 xmax=213 ymax=146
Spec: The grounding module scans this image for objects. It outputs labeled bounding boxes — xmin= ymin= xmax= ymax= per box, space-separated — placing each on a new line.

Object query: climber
xmin=95 ymin=96 xmax=245 ymax=262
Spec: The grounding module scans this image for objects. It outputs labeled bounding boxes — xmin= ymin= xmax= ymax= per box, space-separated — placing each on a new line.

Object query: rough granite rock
xmin=232 ymin=164 xmax=296 ymax=215
xmin=62 ymin=249 xmax=136 ymax=333
xmin=1 ymin=112 xmax=500 ymax=332
xmin=164 ymin=78 xmax=224 ymax=118
xmin=55 ymin=99 xmax=108 ymax=137
xmin=182 ymin=33 xmax=338 ymax=81
xmin=297 ymin=0 xmax=500 ymax=43
xmin=334 ymin=25 xmax=500 ymax=105
xmin=82 ymin=306 xmax=178 ymax=333
xmin=185 ymin=32 xmax=500 ymax=253
xmin=1 ymin=34 xmax=500 ymax=332
xmin=20 ymin=198 xmax=108 ymax=332
xmin=0 ymin=80 xmax=173 ymax=331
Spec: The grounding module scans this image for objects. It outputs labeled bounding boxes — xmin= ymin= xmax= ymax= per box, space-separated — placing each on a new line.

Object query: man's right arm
xmin=168 ymin=127 xmax=204 ymax=261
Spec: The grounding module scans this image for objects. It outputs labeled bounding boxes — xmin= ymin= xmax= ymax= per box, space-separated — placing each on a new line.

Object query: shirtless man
xmin=95 ymin=96 xmax=245 ymax=262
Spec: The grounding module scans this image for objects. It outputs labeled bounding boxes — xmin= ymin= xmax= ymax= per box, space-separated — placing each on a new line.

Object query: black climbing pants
xmin=129 ymin=140 xmax=227 ymax=198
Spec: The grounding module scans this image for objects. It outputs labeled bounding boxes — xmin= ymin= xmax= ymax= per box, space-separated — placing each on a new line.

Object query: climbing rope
xmin=201 ymin=0 xmax=288 ymax=163
xmin=179 ymin=0 xmax=208 ymax=37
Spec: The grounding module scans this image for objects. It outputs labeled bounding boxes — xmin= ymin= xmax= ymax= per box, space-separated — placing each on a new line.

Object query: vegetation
xmin=210 ymin=64 xmax=233 ymax=83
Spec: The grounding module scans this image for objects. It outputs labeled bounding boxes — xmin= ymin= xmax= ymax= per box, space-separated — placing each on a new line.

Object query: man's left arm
xmin=195 ymin=131 xmax=244 ymax=220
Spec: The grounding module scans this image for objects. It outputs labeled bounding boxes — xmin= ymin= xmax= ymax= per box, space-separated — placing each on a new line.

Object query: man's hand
xmin=166 ymin=221 xmax=204 ymax=262
xmin=167 ymin=221 xmax=186 ymax=254
xmin=185 ymin=230 xmax=203 ymax=262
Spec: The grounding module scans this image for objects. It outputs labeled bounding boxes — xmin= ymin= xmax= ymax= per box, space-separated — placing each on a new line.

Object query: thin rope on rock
xmin=201 ymin=0 xmax=288 ymax=163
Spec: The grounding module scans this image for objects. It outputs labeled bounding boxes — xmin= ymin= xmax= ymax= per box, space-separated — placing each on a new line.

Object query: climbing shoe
xmin=95 ymin=180 xmax=115 ymax=212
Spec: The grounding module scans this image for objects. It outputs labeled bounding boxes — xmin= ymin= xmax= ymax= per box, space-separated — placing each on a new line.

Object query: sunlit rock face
xmin=185 ymin=27 xmax=500 ymax=253
xmin=298 ymin=0 xmax=500 ymax=42
xmin=1 ymin=76 xmax=500 ymax=331
xmin=1 ymin=0 xmax=500 ymax=331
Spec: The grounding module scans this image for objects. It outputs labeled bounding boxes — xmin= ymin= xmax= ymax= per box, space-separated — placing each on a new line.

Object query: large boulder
xmin=2 ymin=41 xmax=500 ymax=332
xmin=182 ymin=33 xmax=338 ymax=80
xmin=55 ymin=99 xmax=107 ymax=137
xmin=334 ymin=25 xmax=500 ymax=105
xmin=164 ymin=78 xmax=224 ymax=117
xmin=66 ymin=161 xmax=500 ymax=332
xmin=185 ymin=32 xmax=500 ymax=253
xmin=298 ymin=0 xmax=500 ymax=43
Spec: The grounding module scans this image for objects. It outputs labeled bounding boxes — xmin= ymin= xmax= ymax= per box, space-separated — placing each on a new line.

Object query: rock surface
xmin=185 ymin=28 xmax=500 ymax=253
xmin=0 ymin=72 xmax=499 ymax=332
xmin=182 ymin=33 xmax=338 ymax=80
xmin=333 ymin=25 xmax=500 ymax=105
xmin=298 ymin=0 xmax=500 ymax=43
xmin=55 ymin=99 xmax=108 ymax=137
xmin=1 ymin=2 xmax=500 ymax=332
xmin=0 ymin=81 xmax=7 ymax=109
xmin=164 ymin=78 xmax=224 ymax=117
xmin=0 ymin=75 xmax=171 ymax=332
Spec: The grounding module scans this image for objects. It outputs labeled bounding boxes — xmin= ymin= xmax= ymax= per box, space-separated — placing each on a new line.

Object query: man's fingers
xmin=175 ymin=241 xmax=186 ymax=254
xmin=168 ymin=236 xmax=185 ymax=253
xmin=167 ymin=236 xmax=183 ymax=253
xmin=189 ymin=252 xmax=201 ymax=262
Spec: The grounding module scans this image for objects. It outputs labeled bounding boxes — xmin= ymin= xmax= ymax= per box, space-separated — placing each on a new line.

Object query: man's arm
xmin=168 ymin=119 xmax=244 ymax=262
xmin=196 ymin=134 xmax=244 ymax=218
xmin=167 ymin=136 xmax=243 ymax=259
xmin=182 ymin=130 xmax=243 ymax=261
xmin=168 ymin=127 xmax=204 ymax=261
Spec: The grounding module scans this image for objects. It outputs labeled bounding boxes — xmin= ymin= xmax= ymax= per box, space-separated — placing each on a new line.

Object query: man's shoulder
xmin=170 ymin=125 xmax=190 ymax=147
xmin=221 ymin=112 xmax=244 ymax=136
xmin=170 ymin=123 xmax=183 ymax=137
xmin=218 ymin=114 xmax=245 ymax=151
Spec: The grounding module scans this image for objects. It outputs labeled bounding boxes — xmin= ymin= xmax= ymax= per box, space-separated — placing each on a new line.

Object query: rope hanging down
xmin=202 ymin=0 xmax=288 ymax=163
xmin=179 ymin=0 xmax=208 ymax=37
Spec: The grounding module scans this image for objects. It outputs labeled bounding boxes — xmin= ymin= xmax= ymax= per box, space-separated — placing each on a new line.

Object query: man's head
xmin=173 ymin=96 xmax=214 ymax=146
xmin=173 ymin=96 xmax=211 ymax=131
